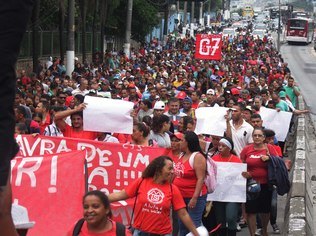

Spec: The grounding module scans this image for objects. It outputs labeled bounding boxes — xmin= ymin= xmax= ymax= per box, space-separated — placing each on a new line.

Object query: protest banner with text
xmin=16 ymin=135 xmax=171 ymax=225
xmin=11 ymin=150 xmax=86 ymax=236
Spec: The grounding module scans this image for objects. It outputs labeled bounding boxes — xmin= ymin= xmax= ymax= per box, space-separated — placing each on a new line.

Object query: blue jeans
xmin=133 ymin=229 xmax=172 ymax=236
xmin=178 ymin=195 xmax=207 ymax=236
xmin=213 ymin=202 xmax=240 ymax=230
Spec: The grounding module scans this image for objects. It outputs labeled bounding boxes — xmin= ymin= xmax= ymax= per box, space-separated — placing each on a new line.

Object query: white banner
xmin=207 ymin=162 xmax=247 ymax=203
xmin=195 ymin=107 xmax=229 ymax=136
xmin=83 ymin=96 xmax=134 ymax=134
xmin=259 ymin=107 xmax=293 ymax=142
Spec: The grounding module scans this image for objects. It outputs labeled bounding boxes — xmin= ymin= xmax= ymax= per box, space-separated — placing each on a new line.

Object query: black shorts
xmin=246 ymin=184 xmax=272 ymax=214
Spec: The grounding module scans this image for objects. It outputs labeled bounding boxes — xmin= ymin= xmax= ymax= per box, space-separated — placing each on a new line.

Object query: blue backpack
xmin=267 ymin=155 xmax=291 ymax=196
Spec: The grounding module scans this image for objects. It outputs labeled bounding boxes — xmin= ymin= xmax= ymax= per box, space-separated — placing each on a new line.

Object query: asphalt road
xmin=280 ymin=41 xmax=316 ymax=126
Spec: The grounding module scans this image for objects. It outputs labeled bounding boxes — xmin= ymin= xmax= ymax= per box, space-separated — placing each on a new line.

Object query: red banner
xmin=11 ymin=150 xmax=86 ymax=236
xmin=16 ymin=135 xmax=171 ymax=225
xmin=195 ymin=34 xmax=222 ymax=60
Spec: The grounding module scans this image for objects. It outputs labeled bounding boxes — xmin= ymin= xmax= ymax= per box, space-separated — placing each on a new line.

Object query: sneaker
xmin=255 ymin=228 xmax=262 ymax=236
xmin=239 ymin=218 xmax=247 ymax=228
xmin=272 ymin=224 xmax=280 ymax=234
xmin=236 ymin=223 xmax=241 ymax=232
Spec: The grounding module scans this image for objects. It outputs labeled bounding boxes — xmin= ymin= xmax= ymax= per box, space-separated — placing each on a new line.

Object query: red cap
xmin=170 ymin=132 xmax=184 ymax=140
xmin=176 ymin=91 xmax=187 ymax=100
xmin=231 ymin=88 xmax=240 ymax=95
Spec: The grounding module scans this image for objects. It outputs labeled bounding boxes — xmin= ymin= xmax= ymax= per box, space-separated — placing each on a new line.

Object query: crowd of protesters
xmin=13 ymin=26 xmax=308 ymax=236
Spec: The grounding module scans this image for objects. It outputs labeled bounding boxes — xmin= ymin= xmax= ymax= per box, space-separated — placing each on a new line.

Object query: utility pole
xmin=199 ymin=2 xmax=203 ymax=25
xmin=191 ymin=1 xmax=195 ymax=24
xmin=183 ymin=1 xmax=188 ymax=26
xmin=124 ymin=0 xmax=133 ymax=58
xmin=277 ymin=0 xmax=281 ymax=52
xmin=163 ymin=2 xmax=169 ymax=38
xmin=66 ymin=0 xmax=75 ymax=76
xmin=207 ymin=0 xmax=211 ymax=27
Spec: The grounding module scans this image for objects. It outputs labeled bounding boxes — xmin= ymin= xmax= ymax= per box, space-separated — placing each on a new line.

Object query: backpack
xmin=189 ymin=152 xmax=217 ymax=194
xmin=267 ymin=155 xmax=291 ymax=196
xmin=72 ymin=218 xmax=126 ymax=236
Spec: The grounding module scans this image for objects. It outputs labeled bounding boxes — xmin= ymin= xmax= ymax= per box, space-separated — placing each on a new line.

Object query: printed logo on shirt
xmin=173 ymin=162 xmax=184 ymax=178
xmin=147 ymin=188 xmax=165 ymax=204
xmin=249 ymin=155 xmax=261 ymax=159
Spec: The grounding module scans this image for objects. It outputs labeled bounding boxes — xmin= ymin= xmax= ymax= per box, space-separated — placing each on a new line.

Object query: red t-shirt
xmin=63 ymin=124 xmax=98 ymax=140
xmin=173 ymin=154 xmax=207 ymax=198
xmin=125 ymin=177 xmax=185 ymax=235
xmin=191 ymin=102 xmax=200 ymax=110
xmin=272 ymin=144 xmax=283 ymax=157
xmin=212 ymin=154 xmax=242 ymax=163
xmin=66 ymin=219 xmax=132 ymax=236
xmin=39 ymin=114 xmax=51 ymax=135
xmin=240 ymin=144 xmax=278 ymax=184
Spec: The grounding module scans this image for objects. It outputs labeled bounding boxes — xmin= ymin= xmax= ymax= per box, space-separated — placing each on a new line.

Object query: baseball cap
xmin=183 ymin=96 xmax=192 ymax=104
xmin=245 ymin=105 xmax=253 ymax=112
xmin=12 ymin=204 xmax=35 ymax=229
xmin=176 ymin=91 xmax=187 ymax=100
xmin=279 ymin=91 xmax=286 ymax=98
xmin=206 ymin=89 xmax=215 ymax=95
xmin=101 ymin=79 xmax=110 ymax=85
xmin=153 ymin=101 xmax=165 ymax=110
xmin=170 ymin=132 xmax=184 ymax=140
xmin=231 ymin=88 xmax=240 ymax=95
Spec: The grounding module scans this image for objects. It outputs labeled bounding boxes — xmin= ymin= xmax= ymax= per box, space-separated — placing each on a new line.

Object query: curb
xmin=286 ymin=95 xmax=307 ymax=235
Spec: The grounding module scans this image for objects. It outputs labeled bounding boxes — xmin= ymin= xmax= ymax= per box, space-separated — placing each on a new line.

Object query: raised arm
xmin=54 ymin=103 xmax=86 ymax=131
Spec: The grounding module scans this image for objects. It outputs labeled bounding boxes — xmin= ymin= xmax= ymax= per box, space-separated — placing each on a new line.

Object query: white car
xmin=254 ymin=23 xmax=268 ymax=32
xmin=222 ymin=28 xmax=237 ymax=37
xmin=252 ymin=29 xmax=266 ymax=39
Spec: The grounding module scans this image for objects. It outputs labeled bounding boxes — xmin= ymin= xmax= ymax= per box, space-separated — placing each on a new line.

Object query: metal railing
xmin=19 ymin=31 xmax=125 ymax=59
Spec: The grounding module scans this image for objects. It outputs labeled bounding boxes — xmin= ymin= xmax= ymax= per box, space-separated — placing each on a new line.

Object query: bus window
xmin=289 ymin=20 xmax=305 ymax=29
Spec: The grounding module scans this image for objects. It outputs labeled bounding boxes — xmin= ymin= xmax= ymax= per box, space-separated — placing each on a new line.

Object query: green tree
xmin=107 ymin=0 xmax=159 ymax=42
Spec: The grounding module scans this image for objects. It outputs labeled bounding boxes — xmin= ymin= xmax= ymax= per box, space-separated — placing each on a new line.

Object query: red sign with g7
xmin=195 ymin=34 xmax=222 ymax=60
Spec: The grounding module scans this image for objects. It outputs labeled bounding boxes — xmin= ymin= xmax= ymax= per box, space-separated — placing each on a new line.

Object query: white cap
xmin=186 ymin=226 xmax=209 ymax=236
xmin=153 ymin=101 xmax=165 ymax=110
xmin=162 ymin=71 xmax=169 ymax=79
xmin=12 ymin=204 xmax=35 ymax=229
xmin=206 ymin=89 xmax=215 ymax=95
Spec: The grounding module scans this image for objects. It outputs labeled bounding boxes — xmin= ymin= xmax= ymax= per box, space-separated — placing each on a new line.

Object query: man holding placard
xmin=54 ymin=103 xmax=100 ymax=140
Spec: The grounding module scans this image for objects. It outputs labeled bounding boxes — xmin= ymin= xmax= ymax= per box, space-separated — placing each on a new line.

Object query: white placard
xmin=259 ymin=107 xmax=293 ymax=142
xmin=83 ymin=96 xmax=134 ymax=134
xmin=195 ymin=107 xmax=229 ymax=136
xmin=207 ymin=162 xmax=247 ymax=203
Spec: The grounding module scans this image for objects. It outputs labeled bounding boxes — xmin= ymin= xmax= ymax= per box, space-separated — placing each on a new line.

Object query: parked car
xmin=221 ymin=28 xmax=237 ymax=37
xmin=254 ymin=23 xmax=268 ymax=33
xmin=252 ymin=29 xmax=266 ymax=39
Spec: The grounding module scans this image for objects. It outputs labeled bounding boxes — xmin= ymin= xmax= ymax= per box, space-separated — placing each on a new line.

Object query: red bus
xmin=286 ymin=17 xmax=315 ymax=44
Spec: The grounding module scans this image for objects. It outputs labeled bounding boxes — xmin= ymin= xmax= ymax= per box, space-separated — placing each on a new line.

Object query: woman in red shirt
xmin=108 ymin=156 xmax=199 ymax=236
xmin=212 ymin=137 xmax=241 ymax=236
xmin=240 ymin=128 xmax=278 ymax=236
xmin=173 ymin=131 xmax=207 ymax=236
xmin=67 ymin=190 xmax=131 ymax=236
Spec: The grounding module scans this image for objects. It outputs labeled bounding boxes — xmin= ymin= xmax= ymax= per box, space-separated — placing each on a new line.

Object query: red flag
xmin=195 ymin=34 xmax=222 ymax=60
